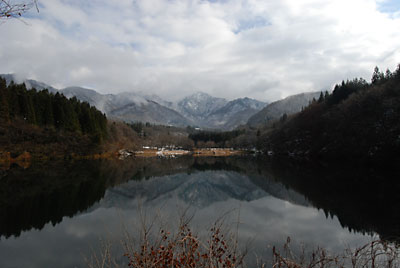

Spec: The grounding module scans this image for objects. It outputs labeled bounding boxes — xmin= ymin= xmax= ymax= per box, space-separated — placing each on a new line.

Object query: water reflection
xmin=261 ymin=159 xmax=400 ymax=243
xmin=0 ymin=161 xmax=109 ymax=238
xmin=0 ymin=156 xmax=398 ymax=268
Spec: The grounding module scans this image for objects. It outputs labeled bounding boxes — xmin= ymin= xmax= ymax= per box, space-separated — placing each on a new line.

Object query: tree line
xmin=189 ymin=129 xmax=245 ymax=147
xmin=260 ymin=64 xmax=400 ymax=164
xmin=0 ymin=78 xmax=107 ymax=143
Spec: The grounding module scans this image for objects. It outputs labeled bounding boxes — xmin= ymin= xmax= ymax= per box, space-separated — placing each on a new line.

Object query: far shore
xmin=119 ymin=147 xmax=249 ymax=158
xmin=0 ymin=148 xmax=250 ymax=170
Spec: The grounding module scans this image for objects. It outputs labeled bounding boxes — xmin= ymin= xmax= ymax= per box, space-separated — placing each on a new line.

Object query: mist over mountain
xmin=206 ymin=97 xmax=267 ymax=130
xmin=176 ymin=92 xmax=228 ymax=123
xmin=109 ymin=100 xmax=194 ymax=127
xmin=2 ymin=74 xmax=315 ymax=130
xmin=61 ymin=86 xmax=117 ymax=113
xmin=0 ymin=74 xmax=58 ymax=94
xmin=173 ymin=92 xmax=267 ymax=129
xmin=59 ymin=87 xmax=195 ymax=126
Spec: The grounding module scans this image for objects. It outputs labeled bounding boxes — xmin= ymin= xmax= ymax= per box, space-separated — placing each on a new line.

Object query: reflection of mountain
xmin=97 ymin=158 xmax=309 ymax=209
xmin=99 ymin=171 xmax=267 ymax=209
xmin=0 ymin=156 xmax=311 ymax=238
xmin=1 ymin=156 xmax=398 ymax=244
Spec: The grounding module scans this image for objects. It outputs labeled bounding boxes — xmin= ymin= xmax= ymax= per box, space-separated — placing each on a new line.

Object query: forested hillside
xmin=260 ymin=65 xmax=400 ymax=164
xmin=0 ymin=78 xmax=108 ymax=157
xmin=0 ymin=78 xmax=107 ymax=140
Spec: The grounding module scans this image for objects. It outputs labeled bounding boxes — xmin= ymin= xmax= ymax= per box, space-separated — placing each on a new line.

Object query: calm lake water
xmin=0 ymin=156 xmax=399 ymax=267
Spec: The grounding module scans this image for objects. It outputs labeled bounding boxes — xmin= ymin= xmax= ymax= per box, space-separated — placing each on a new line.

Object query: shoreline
xmin=129 ymin=148 xmax=248 ymax=158
xmin=0 ymin=148 xmax=249 ymax=170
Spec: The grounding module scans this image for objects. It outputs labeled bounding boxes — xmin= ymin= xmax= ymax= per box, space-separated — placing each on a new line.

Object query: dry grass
xmin=86 ymin=208 xmax=247 ymax=268
xmin=86 ymin=222 xmax=400 ymax=268
xmin=272 ymin=237 xmax=400 ymax=268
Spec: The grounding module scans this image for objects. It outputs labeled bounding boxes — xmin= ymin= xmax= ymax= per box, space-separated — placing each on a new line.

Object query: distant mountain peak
xmin=205 ymin=97 xmax=267 ymax=130
xmin=177 ymin=92 xmax=228 ymax=123
xmin=2 ymin=74 xmax=306 ymax=130
xmin=190 ymin=91 xmax=212 ymax=97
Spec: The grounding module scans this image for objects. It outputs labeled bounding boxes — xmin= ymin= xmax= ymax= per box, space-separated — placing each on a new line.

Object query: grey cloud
xmin=0 ymin=0 xmax=399 ymax=102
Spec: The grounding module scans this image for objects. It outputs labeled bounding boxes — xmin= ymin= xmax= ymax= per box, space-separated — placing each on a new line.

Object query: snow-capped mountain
xmin=174 ymin=92 xmax=266 ymax=129
xmin=177 ymin=92 xmax=228 ymax=124
xmin=61 ymin=86 xmax=117 ymax=113
xmin=0 ymin=74 xmax=58 ymax=93
xmin=247 ymin=91 xmax=322 ymax=127
xmin=60 ymin=87 xmax=193 ymax=125
xmin=108 ymin=100 xmax=193 ymax=127
xmin=2 ymin=74 xmax=322 ymax=130
xmin=205 ymin=97 xmax=267 ymax=130
xmin=60 ymin=87 xmax=160 ymax=114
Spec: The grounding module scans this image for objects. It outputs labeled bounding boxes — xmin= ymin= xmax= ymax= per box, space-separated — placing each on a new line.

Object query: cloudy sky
xmin=1 ymin=0 xmax=400 ymax=101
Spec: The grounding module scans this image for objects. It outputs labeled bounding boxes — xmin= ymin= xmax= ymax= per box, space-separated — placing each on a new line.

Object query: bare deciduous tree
xmin=0 ymin=0 xmax=38 ymax=19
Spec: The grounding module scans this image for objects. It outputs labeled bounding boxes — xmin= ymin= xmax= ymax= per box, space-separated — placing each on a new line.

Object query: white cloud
xmin=0 ymin=0 xmax=399 ymax=101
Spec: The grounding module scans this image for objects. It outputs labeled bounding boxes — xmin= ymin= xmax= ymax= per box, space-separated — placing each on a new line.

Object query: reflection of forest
xmin=0 ymin=161 xmax=108 ymax=238
xmin=0 ymin=157 xmax=399 ymax=243
xmin=0 ymin=157 xmax=199 ymax=238
xmin=256 ymin=159 xmax=400 ymax=244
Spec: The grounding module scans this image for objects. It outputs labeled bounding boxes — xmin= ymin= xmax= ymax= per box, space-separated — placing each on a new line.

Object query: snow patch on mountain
xmin=177 ymin=92 xmax=228 ymax=124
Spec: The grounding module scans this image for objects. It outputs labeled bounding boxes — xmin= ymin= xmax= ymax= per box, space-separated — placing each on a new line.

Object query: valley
xmin=2 ymin=65 xmax=400 ymax=166
xmin=1 ymin=73 xmax=285 ymax=130
xmin=2 ymin=1 xmax=400 ymax=267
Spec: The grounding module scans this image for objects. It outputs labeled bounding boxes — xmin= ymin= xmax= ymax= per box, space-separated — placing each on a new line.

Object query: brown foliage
xmin=102 ymin=121 xmax=141 ymax=153
xmin=125 ymin=225 xmax=240 ymax=268
xmin=0 ymin=117 xmax=96 ymax=159
xmin=87 ymin=210 xmax=247 ymax=268
xmin=272 ymin=238 xmax=400 ymax=268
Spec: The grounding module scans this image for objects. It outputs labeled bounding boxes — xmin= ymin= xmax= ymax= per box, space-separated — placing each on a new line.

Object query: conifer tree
xmin=318 ymin=92 xmax=324 ymax=103
xmin=0 ymin=78 xmax=10 ymax=122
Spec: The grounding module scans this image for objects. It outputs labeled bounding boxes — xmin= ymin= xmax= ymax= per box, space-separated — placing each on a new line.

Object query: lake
xmin=0 ymin=156 xmax=399 ymax=267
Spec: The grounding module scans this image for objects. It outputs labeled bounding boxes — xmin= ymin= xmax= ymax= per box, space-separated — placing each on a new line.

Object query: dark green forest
xmin=260 ymin=65 xmax=400 ymax=164
xmin=0 ymin=78 xmax=107 ymax=143
xmin=188 ymin=129 xmax=245 ymax=147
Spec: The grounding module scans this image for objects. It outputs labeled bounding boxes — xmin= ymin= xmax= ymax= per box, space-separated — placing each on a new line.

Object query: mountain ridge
xmin=247 ymin=91 xmax=322 ymax=127
xmin=2 ymin=74 xmax=313 ymax=130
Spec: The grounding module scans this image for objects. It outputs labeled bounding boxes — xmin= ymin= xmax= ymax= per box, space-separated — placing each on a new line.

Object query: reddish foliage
xmin=124 ymin=224 xmax=243 ymax=268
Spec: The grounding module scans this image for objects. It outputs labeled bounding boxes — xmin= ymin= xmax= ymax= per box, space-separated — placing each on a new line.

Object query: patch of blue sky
xmin=22 ymin=3 xmax=41 ymax=20
xmin=109 ymin=42 xmax=141 ymax=51
xmin=47 ymin=18 xmax=86 ymax=41
xmin=234 ymin=16 xmax=271 ymax=34
xmin=20 ymin=8 xmax=77 ymax=37
xmin=377 ymin=0 xmax=400 ymax=15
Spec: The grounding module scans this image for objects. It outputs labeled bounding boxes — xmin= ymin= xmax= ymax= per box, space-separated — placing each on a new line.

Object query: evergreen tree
xmin=318 ymin=92 xmax=324 ymax=103
xmin=324 ymin=91 xmax=329 ymax=100
xmin=371 ymin=66 xmax=385 ymax=85
xmin=0 ymin=79 xmax=108 ymax=143
xmin=53 ymin=92 xmax=66 ymax=128
xmin=0 ymin=78 xmax=10 ymax=122
xmin=42 ymin=90 xmax=54 ymax=126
